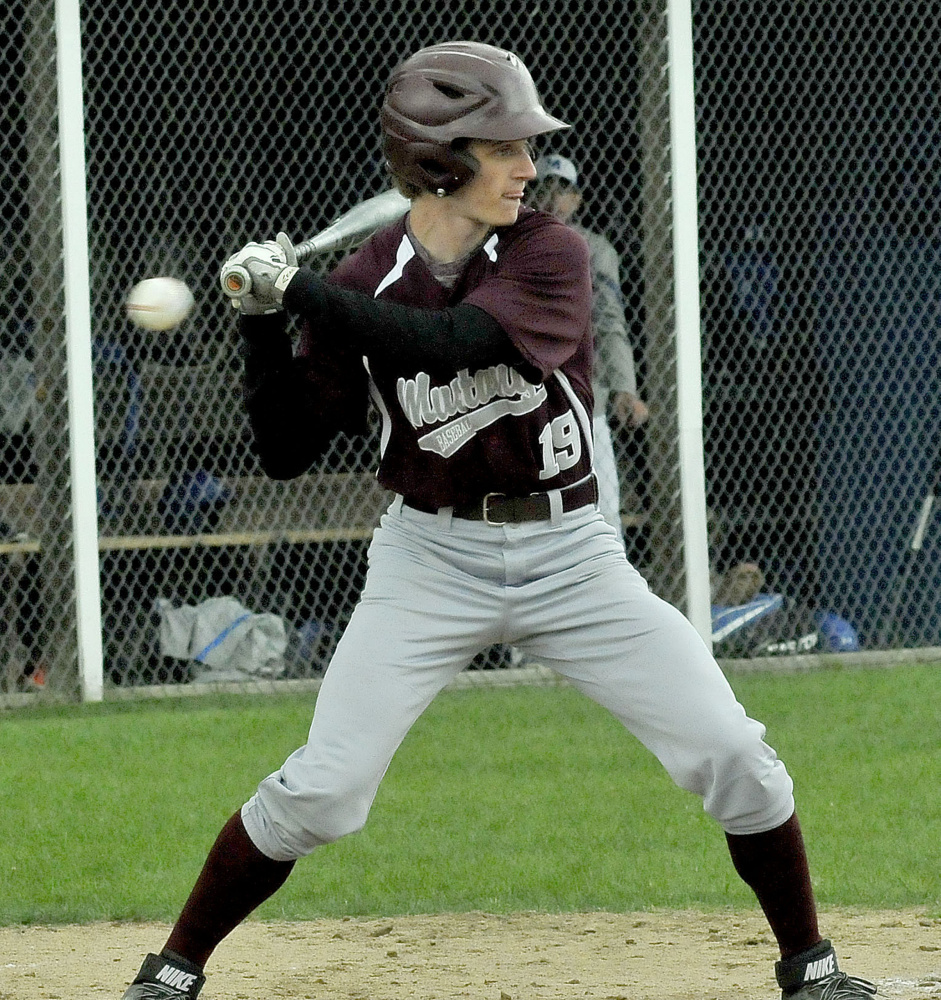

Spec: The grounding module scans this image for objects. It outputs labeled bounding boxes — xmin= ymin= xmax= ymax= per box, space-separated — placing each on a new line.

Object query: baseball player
xmin=527 ymin=151 xmax=649 ymax=537
xmin=120 ymin=42 xmax=876 ymax=1000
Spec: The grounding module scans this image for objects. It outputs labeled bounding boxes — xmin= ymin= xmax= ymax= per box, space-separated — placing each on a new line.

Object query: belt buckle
xmin=482 ymin=492 xmax=508 ymax=525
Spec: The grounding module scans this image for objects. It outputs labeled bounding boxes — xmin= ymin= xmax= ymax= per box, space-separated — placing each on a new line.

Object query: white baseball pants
xmin=241 ymin=500 xmax=794 ymax=861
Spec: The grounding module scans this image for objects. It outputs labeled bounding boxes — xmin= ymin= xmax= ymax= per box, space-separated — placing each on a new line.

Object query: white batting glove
xmin=223 ymin=233 xmax=299 ymax=314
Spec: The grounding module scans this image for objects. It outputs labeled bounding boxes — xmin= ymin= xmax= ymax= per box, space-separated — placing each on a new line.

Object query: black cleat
xmin=776 ymin=940 xmax=877 ymax=1000
xmin=784 ymin=972 xmax=878 ymax=1000
xmin=121 ymin=953 xmax=205 ymax=999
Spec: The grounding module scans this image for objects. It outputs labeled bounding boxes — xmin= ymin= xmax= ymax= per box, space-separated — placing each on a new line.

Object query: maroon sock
xmin=163 ymin=811 xmax=295 ymax=967
xmin=725 ymin=812 xmax=822 ymax=959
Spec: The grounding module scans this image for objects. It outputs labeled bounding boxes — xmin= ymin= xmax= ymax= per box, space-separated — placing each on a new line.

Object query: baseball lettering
xmin=434 ymin=418 xmax=473 ymax=451
xmin=417 ymin=392 xmax=547 ymax=458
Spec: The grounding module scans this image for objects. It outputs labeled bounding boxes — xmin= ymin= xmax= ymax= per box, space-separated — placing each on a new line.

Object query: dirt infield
xmin=1 ymin=908 xmax=938 ymax=999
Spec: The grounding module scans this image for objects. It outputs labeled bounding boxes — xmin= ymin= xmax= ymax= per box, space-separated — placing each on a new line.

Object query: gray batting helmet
xmin=381 ymin=41 xmax=569 ymax=195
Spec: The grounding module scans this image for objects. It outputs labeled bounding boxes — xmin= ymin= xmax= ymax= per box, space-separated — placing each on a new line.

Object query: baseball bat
xmin=220 ymin=188 xmax=410 ymax=297
xmin=878 ymin=444 xmax=941 ymax=647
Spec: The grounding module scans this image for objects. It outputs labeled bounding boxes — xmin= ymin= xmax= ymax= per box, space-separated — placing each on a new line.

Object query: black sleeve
xmin=239 ymin=312 xmax=369 ymax=480
xmin=283 ymin=266 xmax=538 ymax=378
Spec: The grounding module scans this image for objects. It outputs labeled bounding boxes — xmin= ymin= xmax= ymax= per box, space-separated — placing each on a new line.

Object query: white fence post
xmin=56 ymin=0 xmax=104 ymax=701
xmin=666 ymin=0 xmax=712 ymax=647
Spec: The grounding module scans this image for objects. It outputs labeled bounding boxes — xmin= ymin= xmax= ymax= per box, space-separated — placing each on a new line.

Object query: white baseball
xmin=126 ymin=277 xmax=194 ymax=331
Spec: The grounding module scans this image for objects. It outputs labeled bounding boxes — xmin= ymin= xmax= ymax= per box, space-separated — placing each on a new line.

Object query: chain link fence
xmin=1 ymin=1 xmax=81 ymax=699
xmin=697 ymin=0 xmax=941 ymax=656
xmin=1 ymin=1 xmax=938 ymax=702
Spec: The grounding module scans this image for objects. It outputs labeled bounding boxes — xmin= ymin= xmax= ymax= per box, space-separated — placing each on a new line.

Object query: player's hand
xmin=612 ymin=391 xmax=649 ymax=428
xmin=229 ymin=290 xmax=277 ymax=315
xmin=222 ymin=240 xmax=285 ymax=315
xmin=223 ymin=233 xmax=299 ymax=314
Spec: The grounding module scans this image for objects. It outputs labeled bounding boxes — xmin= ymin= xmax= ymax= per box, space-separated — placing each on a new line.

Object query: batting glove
xmin=222 ymin=233 xmax=299 ymax=314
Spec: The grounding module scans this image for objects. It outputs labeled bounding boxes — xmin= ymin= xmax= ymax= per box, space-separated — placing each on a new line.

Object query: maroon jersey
xmin=316 ymin=207 xmax=594 ymax=507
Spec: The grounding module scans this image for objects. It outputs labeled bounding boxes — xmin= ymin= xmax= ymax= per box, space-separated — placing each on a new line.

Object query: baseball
xmin=126 ymin=277 xmax=194 ymax=331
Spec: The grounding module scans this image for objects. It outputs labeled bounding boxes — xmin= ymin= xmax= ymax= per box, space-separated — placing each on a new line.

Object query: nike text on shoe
xmin=121 ymin=952 xmax=205 ymax=999
xmin=776 ymin=940 xmax=877 ymax=1000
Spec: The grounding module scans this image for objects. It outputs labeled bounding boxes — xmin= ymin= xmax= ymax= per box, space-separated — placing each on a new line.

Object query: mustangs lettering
xmin=397 ymin=363 xmax=547 ymax=459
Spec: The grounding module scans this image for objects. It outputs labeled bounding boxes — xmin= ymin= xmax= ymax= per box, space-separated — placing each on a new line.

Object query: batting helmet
xmin=381 ymin=41 xmax=569 ymax=196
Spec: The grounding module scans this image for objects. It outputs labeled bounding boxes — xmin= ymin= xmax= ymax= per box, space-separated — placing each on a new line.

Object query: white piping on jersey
xmin=483 ymin=233 xmax=499 ymax=261
xmin=363 ymin=356 xmax=392 ymax=459
xmin=374 ymin=235 xmax=416 ymax=298
xmin=553 ymin=369 xmax=595 ymax=465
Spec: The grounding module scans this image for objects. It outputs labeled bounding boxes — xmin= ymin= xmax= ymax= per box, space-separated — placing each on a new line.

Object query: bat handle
xmin=220 ymin=263 xmax=251 ymax=298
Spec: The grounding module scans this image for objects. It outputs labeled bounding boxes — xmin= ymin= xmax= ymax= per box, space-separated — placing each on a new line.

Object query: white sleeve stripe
xmin=374 ymin=235 xmax=415 ymax=298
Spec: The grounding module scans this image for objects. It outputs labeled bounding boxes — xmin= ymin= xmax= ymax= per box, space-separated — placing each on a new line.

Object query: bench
xmin=0 ymin=471 xmax=646 ymax=557
xmin=0 ymin=473 xmax=394 ymax=554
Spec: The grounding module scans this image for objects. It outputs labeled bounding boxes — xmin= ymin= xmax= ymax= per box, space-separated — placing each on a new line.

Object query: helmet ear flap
xmin=381 ymin=135 xmax=476 ymax=196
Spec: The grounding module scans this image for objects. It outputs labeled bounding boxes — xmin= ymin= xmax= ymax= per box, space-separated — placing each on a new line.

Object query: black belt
xmin=403 ymin=476 xmax=598 ymax=525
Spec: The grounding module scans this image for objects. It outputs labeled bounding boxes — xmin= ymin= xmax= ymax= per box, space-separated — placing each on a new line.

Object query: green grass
xmin=0 ymin=664 xmax=938 ymax=926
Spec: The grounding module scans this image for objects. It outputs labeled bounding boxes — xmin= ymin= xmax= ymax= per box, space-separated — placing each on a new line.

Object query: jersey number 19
xmin=538 ymin=411 xmax=582 ymax=480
